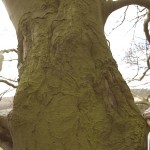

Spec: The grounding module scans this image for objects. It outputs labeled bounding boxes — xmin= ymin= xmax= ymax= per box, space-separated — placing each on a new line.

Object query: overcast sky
xmin=105 ymin=6 xmax=150 ymax=89
xmin=0 ymin=0 xmax=17 ymax=96
xmin=0 ymin=1 xmax=149 ymax=96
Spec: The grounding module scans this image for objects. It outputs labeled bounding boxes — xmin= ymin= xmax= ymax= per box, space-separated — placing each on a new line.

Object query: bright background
xmin=0 ymin=0 xmax=17 ymax=96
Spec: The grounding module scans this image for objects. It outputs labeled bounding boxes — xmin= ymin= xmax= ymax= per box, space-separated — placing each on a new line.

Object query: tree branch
xmin=107 ymin=6 xmax=129 ymax=34
xmin=4 ymin=59 xmax=18 ymax=62
xmin=135 ymin=100 xmax=150 ymax=106
xmin=132 ymin=92 xmax=150 ymax=105
xmin=0 ymin=80 xmax=17 ymax=88
xmin=144 ymin=10 xmax=150 ymax=44
xmin=0 ymin=88 xmax=11 ymax=101
xmin=0 ymin=76 xmax=17 ymax=83
xmin=103 ymin=0 xmax=150 ymax=22
xmin=0 ymin=49 xmax=17 ymax=54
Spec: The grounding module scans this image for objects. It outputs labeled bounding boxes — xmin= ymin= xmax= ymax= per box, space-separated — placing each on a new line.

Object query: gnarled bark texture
xmin=2 ymin=0 xmax=149 ymax=149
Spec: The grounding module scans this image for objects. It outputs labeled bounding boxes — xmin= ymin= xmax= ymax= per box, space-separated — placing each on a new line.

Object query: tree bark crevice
xmin=2 ymin=0 xmax=150 ymax=149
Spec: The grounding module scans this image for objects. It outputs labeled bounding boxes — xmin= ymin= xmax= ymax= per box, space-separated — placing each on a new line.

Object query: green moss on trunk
xmin=3 ymin=0 xmax=149 ymax=149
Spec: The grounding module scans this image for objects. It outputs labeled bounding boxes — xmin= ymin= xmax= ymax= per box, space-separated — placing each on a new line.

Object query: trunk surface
xmin=3 ymin=0 xmax=149 ymax=149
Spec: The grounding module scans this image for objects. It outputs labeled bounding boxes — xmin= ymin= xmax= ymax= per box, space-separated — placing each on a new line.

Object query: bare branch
xmin=127 ymin=59 xmax=140 ymax=83
xmin=3 ymin=59 xmax=18 ymax=62
xmin=0 ymin=80 xmax=17 ymax=88
xmin=0 ymin=88 xmax=11 ymax=101
xmin=128 ymin=64 xmax=149 ymax=82
xmin=0 ymin=76 xmax=17 ymax=83
xmin=129 ymin=12 xmax=150 ymax=80
xmin=129 ymin=8 xmax=147 ymax=29
xmin=103 ymin=0 xmax=150 ymax=22
xmin=132 ymin=92 xmax=150 ymax=106
xmin=108 ymin=6 xmax=129 ymax=34
xmin=124 ymin=41 xmax=150 ymax=82
xmin=138 ymin=68 xmax=150 ymax=80
xmin=0 ymin=49 xmax=17 ymax=54
xmin=144 ymin=10 xmax=150 ymax=43
xmin=147 ymin=55 xmax=150 ymax=68
xmin=135 ymin=100 xmax=150 ymax=106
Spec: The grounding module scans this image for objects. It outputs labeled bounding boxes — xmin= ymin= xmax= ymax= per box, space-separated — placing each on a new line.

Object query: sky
xmin=105 ymin=6 xmax=150 ymax=89
xmin=0 ymin=0 xmax=18 ymax=96
xmin=0 ymin=1 xmax=149 ymax=97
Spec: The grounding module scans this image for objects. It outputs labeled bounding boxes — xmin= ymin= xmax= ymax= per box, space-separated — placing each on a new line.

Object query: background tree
xmin=108 ymin=6 xmax=150 ymax=88
xmin=1 ymin=0 xmax=150 ymax=150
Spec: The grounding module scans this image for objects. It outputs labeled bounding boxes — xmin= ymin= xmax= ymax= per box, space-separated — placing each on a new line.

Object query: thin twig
xmin=0 ymin=80 xmax=17 ymax=88
xmin=3 ymin=59 xmax=18 ymax=62
xmin=0 ymin=76 xmax=18 ymax=83
xmin=0 ymin=49 xmax=17 ymax=54
xmin=108 ymin=6 xmax=129 ymax=35
xmin=0 ymin=88 xmax=12 ymax=101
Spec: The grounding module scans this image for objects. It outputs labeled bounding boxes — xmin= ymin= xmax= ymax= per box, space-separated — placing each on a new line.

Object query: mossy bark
xmin=3 ymin=0 xmax=149 ymax=149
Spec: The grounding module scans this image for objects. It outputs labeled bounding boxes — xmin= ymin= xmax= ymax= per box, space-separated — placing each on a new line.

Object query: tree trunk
xmin=3 ymin=0 xmax=149 ymax=149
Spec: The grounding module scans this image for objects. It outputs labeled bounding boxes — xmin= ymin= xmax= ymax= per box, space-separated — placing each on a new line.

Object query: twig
xmin=3 ymin=59 xmax=18 ymax=62
xmin=0 ymin=80 xmax=17 ymax=88
xmin=0 ymin=49 xmax=17 ymax=54
xmin=108 ymin=6 xmax=129 ymax=35
xmin=0 ymin=88 xmax=11 ymax=101
xmin=0 ymin=76 xmax=17 ymax=83
xmin=135 ymin=100 xmax=150 ymax=106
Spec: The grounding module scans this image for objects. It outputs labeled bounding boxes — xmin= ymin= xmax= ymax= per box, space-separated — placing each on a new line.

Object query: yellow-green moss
xmin=5 ymin=0 xmax=150 ymax=149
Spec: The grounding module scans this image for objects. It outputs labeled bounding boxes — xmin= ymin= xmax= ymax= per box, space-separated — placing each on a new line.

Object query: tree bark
xmin=2 ymin=0 xmax=150 ymax=149
xmin=0 ymin=116 xmax=13 ymax=150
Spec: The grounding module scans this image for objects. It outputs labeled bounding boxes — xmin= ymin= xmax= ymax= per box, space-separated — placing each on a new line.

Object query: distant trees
xmin=106 ymin=6 xmax=150 ymax=87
